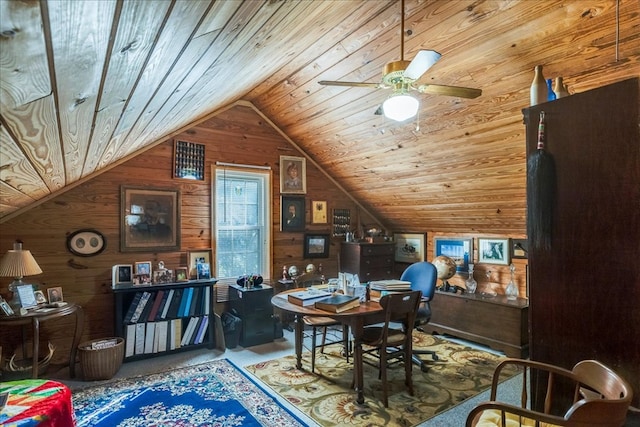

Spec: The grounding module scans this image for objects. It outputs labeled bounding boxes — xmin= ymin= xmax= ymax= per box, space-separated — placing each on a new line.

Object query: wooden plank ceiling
xmin=1 ymin=0 xmax=638 ymax=234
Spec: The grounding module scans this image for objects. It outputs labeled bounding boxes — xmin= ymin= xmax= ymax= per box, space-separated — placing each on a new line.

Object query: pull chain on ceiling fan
xmin=318 ymin=0 xmax=482 ymax=122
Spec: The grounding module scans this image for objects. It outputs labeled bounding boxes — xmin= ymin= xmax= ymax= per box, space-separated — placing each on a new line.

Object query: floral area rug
xmin=245 ymin=333 xmax=518 ymax=427
xmin=72 ymin=358 xmax=305 ymax=427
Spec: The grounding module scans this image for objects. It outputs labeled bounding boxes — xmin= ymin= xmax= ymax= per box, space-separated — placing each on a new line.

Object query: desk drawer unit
xmin=340 ymin=242 xmax=395 ymax=281
xmin=229 ymin=284 xmax=274 ymax=347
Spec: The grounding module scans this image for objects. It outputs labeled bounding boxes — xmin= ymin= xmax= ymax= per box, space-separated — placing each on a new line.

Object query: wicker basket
xmin=78 ymin=337 xmax=124 ymax=381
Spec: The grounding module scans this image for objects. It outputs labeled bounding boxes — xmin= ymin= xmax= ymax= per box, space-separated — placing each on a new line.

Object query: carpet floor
xmin=245 ymin=333 xmax=518 ymax=427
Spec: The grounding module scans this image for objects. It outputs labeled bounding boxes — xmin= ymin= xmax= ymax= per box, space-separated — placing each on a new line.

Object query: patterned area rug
xmin=245 ymin=333 xmax=518 ymax=427
xmin=72 ymin=358 xmax=305 ymax=427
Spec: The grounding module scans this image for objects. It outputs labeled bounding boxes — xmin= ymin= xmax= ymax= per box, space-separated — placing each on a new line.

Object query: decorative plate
xmin=67 ymin=229 xmax=106 ymax=257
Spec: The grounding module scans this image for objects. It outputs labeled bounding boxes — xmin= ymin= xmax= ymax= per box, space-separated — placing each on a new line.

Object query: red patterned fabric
xmin=0 ymin=379 xmax=76 ymax=427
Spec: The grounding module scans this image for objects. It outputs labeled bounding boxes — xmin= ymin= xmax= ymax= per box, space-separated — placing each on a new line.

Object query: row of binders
xmin=124 ymin=315 xmax=209 ymax=358
xmin=123 ymin=287 xmax=211 ymax=324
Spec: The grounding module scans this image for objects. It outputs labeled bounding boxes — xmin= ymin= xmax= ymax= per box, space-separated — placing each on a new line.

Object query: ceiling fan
xmin=318 ymin=0 xmax=481 ymax=122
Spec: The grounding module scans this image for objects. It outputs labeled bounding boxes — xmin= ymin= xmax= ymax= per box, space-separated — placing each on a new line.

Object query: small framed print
xmin=34 ymin=290 xmax=47 ymax=304
xmin=197 ymin=263 xmax=211 ymax=280
xmin=154 ymin=269 xmax=174 ymax=284
xmin=304 ymin=233 xmax=330 ymax=258
xmin=17 ymin=285 xmax=37 ymax=308
xmin=66 ymin=228 xmax=106 ymax=257
xmin=175 ymin=267 xmax=189 ymax=282
xmin=135 ymin=261 xmax=152 ymax=276
xmin=511 ymin=238 xmax=528 ymax=259
xmin=47 ymin=286 xmax=64 ymax=303
xmin=188 ymin=249 xmax=212 ymax=279
xmin=434 ymin=237 xmax=473 ymax=274
xmin=478 ymin=237 xmax=511 ymax=265
xmin=393 ymin=232 xmax=426 ymax=263
xmin=311 ymin=201 xmax=328 ymax=224
xmin=0 ymin=297 xmax=14 ymax=316
xmin=112 ymin=264 xmax=133 ymax=287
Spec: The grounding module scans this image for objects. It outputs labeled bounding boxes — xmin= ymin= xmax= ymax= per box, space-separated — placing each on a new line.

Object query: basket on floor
xmin=78 ymin=337 xmax=124 ymax=380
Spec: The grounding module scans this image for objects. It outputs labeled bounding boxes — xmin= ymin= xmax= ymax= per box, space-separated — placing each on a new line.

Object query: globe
xmin=288 ymin=265 xmax=299 ymax=278
xmin=305 ymin=263 xmax=316 ymax=273
xmin=433 ymin=255 xmax=456 ymax=289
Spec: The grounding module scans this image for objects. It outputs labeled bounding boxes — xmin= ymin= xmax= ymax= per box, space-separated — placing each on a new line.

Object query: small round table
xmin=0 ymin=303 xmax=84 ymax=378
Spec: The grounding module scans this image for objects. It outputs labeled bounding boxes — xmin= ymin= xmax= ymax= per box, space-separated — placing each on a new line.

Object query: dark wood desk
xmin=0 ymin=303 xmax=84 ymax=378
xmin=271 ymin=289 xmax=383 ymax=405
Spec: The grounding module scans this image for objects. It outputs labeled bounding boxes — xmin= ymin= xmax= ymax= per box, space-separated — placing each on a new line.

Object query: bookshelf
xmin=113 ymin=279 xmax=217 ymax=362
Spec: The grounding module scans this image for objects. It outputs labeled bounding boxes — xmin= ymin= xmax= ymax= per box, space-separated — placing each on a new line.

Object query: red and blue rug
xmin=72 ymin=358 xmax=305 ymax=426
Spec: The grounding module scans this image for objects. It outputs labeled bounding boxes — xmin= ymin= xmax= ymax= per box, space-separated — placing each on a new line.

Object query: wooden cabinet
xmin=340 ymin=242 xmax=395 ymax=281
xmin=525 ymin=78 xmax=640 ymax=409
xmin=228 ymin=284 xmax=274 ymax=347
xmin=113 ymin=280 xmax=217 ymax=362
xmin=428 ymin=291 xmax=529 ymax=358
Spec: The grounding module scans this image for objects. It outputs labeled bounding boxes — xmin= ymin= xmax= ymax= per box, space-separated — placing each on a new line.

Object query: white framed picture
xmin=393 ymin=233 xmax=426 ymax=263
xmin=478 ymin=237 xmax=511 ymax=265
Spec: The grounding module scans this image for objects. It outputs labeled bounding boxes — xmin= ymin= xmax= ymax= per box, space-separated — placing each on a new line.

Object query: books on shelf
xmin=314 ymin=294 xmax=360 ymax=313
xmin=287 ymin=289 xmax=332 ymax=306
xmin=369 ymin=280 xmax=412 ymax=291
xmin=130 ymin=292 xmax=152 ymax=323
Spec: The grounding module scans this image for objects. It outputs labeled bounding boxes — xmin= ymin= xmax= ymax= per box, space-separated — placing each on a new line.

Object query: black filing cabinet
xmin=228 ymin=283 xmax=274 ymax=347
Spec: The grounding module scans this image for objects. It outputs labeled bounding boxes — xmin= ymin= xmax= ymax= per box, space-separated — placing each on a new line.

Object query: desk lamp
xmin=0 ymin=240 xmax=43 ymax=310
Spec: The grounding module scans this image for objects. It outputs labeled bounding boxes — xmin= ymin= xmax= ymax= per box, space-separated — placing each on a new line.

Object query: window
xmin=214 ymin=166 xmax=271 ymax=279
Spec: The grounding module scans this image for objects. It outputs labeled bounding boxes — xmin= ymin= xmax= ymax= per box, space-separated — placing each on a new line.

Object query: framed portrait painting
xmin=281 ymin=196 xmax=305 ymax=232
xmin=121 ymin=186 xmax=180 ymax=252
xmin=393 ymin=233 xmax=426 ymax=263
xmin=280 ymin=155 xmax=306 ymax=194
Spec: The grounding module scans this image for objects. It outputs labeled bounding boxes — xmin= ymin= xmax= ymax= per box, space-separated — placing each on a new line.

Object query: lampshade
xmin=0 ymin=241 xmax=43 ymax=279
xmin=382 ymin=93 xmax=419 ymax=122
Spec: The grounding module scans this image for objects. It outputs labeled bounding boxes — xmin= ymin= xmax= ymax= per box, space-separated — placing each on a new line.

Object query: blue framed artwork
xmin=434 ymin=238 xmax=473 ymax=274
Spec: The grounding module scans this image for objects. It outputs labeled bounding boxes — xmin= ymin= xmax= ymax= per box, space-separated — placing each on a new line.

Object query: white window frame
xmin=212 ymin=164 xmax=272 ymax=280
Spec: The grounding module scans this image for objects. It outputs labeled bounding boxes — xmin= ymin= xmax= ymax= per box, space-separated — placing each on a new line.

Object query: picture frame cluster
xmin=111 ymin=249 xmax=213 ymax=289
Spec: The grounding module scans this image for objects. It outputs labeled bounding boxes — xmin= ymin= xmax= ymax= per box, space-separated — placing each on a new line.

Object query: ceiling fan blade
xmin=404 ymin=50 xmax=441 ymax=80
xmin=417 ymin=84 xmax=482 ymax=99
xmin=318 ymin=80 xmax=382 ymax=88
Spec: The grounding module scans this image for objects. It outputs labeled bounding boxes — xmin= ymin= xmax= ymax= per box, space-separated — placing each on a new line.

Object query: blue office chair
xmin=400 ymin=261 xmax=439 ymax=371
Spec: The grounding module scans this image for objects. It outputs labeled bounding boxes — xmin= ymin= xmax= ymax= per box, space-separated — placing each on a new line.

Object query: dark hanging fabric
xmin=527 ymin=111 xmax=556 ymax=250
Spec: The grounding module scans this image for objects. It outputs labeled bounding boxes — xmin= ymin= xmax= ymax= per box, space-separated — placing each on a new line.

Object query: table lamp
xmin=0 ymin=240 xmax=43 ymax=310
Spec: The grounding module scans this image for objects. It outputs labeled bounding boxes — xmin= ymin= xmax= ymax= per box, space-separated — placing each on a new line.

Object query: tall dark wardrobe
xmin=524 ymin=77 xmax=639 ymax=411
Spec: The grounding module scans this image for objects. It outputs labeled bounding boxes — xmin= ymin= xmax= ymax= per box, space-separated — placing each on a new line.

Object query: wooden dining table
xmin=271 ymin=288 xmax=384 ymax=404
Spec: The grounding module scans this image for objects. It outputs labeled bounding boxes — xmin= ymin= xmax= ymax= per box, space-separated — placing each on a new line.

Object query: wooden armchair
xmin=466 ymin=358 xmax=632 ymax=427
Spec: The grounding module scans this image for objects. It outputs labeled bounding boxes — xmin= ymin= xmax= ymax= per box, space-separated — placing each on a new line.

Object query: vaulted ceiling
xmin=1 ymin=0 xmax=638 ymax=233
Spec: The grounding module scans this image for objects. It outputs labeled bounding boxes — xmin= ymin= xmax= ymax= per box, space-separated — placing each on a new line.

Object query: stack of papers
xmin=369 ymin=280 xmax=412 ymax=291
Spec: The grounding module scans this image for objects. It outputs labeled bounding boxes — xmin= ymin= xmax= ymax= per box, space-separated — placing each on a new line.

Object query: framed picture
xmin=304 ymin=233 xmax=330 ymax=258
xmin=154 ymin=269 xmax=174 ymax=284
xmin=34 ymin=290 xmax=47 ymax=304
xmin=135 ymin=261 xmax=152 ymax=276
xmin=434 ymin=237 xmax=473 ymax=273
xmin=17 ymin=285 xmax=37 ymax=308
xmin=393 ymin=232 xmax=426 ymax=263
xmin=175 ymin=267 xmax=189 ymax=282
xmin=120 ymin=186 xmax=180 ymax=252
xmin=174 ymin=140 xmax=205 ymax=180
xmin=112 ymin=264 xmax=133 ymax=287
xmin=0 ymin=297 xmax=14 ymax=316
xmin=478 ymin=237 xmax=511 ymax=265
xmin=281 ymin=196 xmax=305 ymax=232
xmin=188 ymin=249 xmax=212 ymax=279
xmin=280 ymin=155 xmax=306 ymax=194
xmin=197 ymin=262 xmax=211 ymax=280
xmin=47 ymin=286 xmax=64 ymax=303
xmin=511 ymin=238 xmax=528 ymax=259
xmin=311 ymin=200 xmax=328 ymax=224
xmin=66 ymin=228 xmax=106 ymax=257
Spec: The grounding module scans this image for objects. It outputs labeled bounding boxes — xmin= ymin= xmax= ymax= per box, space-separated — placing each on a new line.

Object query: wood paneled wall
xmin=0 ymin=104 xmax=527 ymax=368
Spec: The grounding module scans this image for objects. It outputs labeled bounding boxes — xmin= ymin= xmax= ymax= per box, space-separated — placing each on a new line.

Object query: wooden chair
xmin=466 ymin=358 xmax=633 ymax=427
xmin=296 ymin=273 xmax=349 ymax=373
xmin=360 ymin=290 xmax=422 ymax=407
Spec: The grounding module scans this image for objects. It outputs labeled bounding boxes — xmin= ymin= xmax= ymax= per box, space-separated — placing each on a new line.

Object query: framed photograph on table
xmin=478 ymin=237 xmax=510 ymax=265
xmin=17 ymin=285 xmax=37 ymax=308
xmin=175 ymin=267 xmax=189 ymax=282
xmin=434 ymin=237 xmax=473 ymax=273
xmin=188 ymin=249 xmax=212 ymax=279
xmin=311 ymin=201 xmax=328 ymax=224
xmin=393 ymin=232 xmax=426 ymax=263
xmin=281 ymin=196 xmax=305 ymax=232
xmin=120 ymin=186 xmax=180 ymax=252
xmin=304 ymin=233 xmax=330 ymax=258
xmin=280 ymin=155 xmax=306 ymax=194
xmin=47 ymin=286 xmax=64 ymax=303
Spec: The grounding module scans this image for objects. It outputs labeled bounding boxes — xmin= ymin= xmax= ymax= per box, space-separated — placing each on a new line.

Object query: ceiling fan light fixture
xmin=382 ymin=93 xmax=419 ymax=121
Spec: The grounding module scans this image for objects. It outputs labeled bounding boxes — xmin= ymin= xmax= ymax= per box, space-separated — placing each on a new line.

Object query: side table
xmin=0 ymin=303 xmax=84 ymax=378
